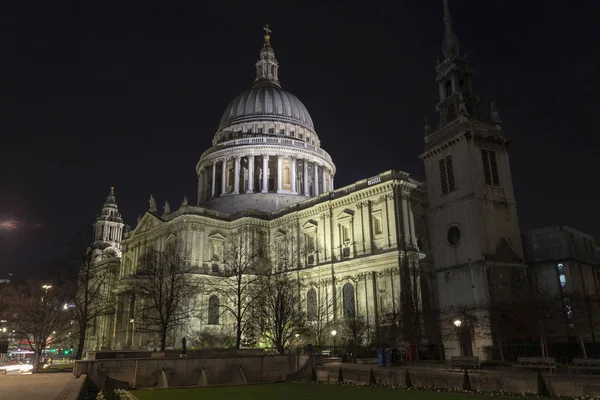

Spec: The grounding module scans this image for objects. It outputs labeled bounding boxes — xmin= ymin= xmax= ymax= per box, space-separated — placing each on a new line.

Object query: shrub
xmin=404 ymin=370 xmax=412 ymax=388
xmin=369 ymin=368 xmax=376 ymax=386
xmin=537 ymin=370 xmax=550 ymax=397
xmin=462 ymin=369 xmax=471 ymax=391
xmin=338 ymin=367 xmax=344 ymax=383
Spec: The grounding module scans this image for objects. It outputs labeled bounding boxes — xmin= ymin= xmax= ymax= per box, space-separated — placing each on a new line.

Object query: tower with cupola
xmin=420 ymin=0 xmax=527 ymax=358
xmin=92 ymin=187 xmax=124 ymax=260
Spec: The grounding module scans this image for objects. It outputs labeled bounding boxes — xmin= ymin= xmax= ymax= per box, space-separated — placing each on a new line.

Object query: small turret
xmin=491 ymin=101 xmax=500 ymax=122
xmin=254 ymin=25 xmax=281 ymax=88
xmin=149 ymin=195 xmax=157 ymax=213
xmin=92 ymin=186 xmax=124 ymax=253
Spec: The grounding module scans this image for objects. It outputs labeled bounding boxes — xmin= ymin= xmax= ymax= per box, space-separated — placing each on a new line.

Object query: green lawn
xmin=132 ymin=383 xmax=515 ymax=400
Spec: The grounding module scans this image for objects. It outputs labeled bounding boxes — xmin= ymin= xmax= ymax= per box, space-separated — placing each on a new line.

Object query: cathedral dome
xmin=218 ymin=84 xmax=314 ymax=131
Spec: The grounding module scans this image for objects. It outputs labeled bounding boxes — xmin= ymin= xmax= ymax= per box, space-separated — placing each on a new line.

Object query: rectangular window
xmin=268 ymin=128 xmax=274 ymax=134
xmin=481 ymin=149 xmax=500 ymax=186
xmin=280 ymin=129 xmax=285 ymax=135
xmin=373 ymin=213 xmax=382 ymax=235
xmin=341 ymin=224 xmax=350 ymax=243
xmin=439 ymin=155 xmax=456 ymax=195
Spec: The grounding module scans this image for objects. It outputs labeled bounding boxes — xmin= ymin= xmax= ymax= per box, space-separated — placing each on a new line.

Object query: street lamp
xmin=130 ymin=319 xmax=135 ymax=348
xmin=454 ymin=319 xmax=463 ymax=356
xmin=331 ymin=330 xmax=337 ymax=356
xmin=294 ymin=333 xmax=300 ymax=368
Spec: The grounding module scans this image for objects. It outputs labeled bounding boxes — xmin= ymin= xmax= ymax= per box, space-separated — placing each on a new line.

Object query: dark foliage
xmin=537 ymin=370 xmax=550 ymax=397
xmin=369 ymin=368 xmax=376 ymax=386
xmin=405 ymin=370 xmax=412 ymax=388
xmin=462 ymin=369 xmax=471 ymax=391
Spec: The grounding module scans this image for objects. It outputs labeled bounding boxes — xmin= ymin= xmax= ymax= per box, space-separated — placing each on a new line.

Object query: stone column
xmin=303 ymin=159 xmax=309 ymax=196
xmin=221 ymin=158 xmax=227 ymax=195
xmin=277 ymin=155 xmax=283 ymax=192
xmin=322 ymin=168 xmax=327 ymax=194
xmin=330 ymin=175 xmax=334 ymax=191
xmin=248 ymin=155 xmax=255 ymax=193
xmin=211 ymin=160 xmax=217 ymax=197
xmin=262 ymin=155 xmax=269 ymax=193
xmin=233 ymin=156 xmax=240 ymax=194
xmin=401 ymin=195 xmax=410 ymax=248
xmin=313 ymin=162 xmax=319 ymax=196
xmin=291 ymin=157 xmax=297 ymax=194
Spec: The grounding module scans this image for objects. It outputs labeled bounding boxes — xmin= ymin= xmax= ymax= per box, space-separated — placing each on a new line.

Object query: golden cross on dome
xmin=110 ymin=186 xmax=115 ymax=195
xmin=263 ymin=24 xmax=271 ymax=46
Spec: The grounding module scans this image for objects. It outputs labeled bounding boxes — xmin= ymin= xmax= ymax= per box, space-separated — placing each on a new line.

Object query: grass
xmin=131 ymin=383 xmax=519 ymax=400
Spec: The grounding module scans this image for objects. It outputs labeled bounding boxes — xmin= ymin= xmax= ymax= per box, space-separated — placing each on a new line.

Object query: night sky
xmin=0 ymin=1 xmax=598 ymax=277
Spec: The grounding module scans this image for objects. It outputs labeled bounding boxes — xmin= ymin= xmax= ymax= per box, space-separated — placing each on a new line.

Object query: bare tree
xmin=257 ymin=272 xmax=305 ymax=354
xmin=341 ymin=315 xmax=369 ymax=362
xmin=212 ymin=226 xmax=269 ymax=349
xmin=5 ymin=282 xmax=72 ymax=372
xmin=570 ymin=292 xmax=600 ymax=346
xmin=64 ymin=237 xmax=117 ymax=359
xmin=304 ymin=283 xmax=335 ymax=348
xmin=133 ymin=237 xmax=204 ymax=351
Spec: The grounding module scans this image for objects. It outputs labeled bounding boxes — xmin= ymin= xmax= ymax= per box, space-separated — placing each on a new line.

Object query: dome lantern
xmin=254 ymin=24 xmax=280 ymax=88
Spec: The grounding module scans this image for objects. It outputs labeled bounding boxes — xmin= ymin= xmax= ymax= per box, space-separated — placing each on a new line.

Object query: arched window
xmin=208 ymin=295 xmax=220 ymax=325
xmin=343 ymin=283 xmax=356 ymax=318
xmin=307 ymin=288 xmax=317 ymax=321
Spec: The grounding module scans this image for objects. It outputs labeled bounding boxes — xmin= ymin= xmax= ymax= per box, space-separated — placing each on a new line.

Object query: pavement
xmin=0 ymin=372 xmax=73 ymax=400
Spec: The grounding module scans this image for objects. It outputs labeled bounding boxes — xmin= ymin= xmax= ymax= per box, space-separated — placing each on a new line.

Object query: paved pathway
xmin=0 ymin=372 xmax=73 ymax=400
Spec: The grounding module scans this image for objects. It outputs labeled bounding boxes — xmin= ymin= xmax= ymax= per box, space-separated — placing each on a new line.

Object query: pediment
xmin=302 ymin=220 xmax=318 ymax=231
xmin=274 ymin=229 xmax=287 ymax=239
xmin=337 ymin=209 xmax=355 ymax=221
xmin=412 ymin=203 xmax=425 ymax=215
xmin=485 ymin=237 xmax=523 ymax=264
xmin=208 ymin=232 xmax=226 ymax=241
xmin=167 ymin=233 xmax=177 ymax=242
xmin=131 ymin=213 xmax=163 ymax=236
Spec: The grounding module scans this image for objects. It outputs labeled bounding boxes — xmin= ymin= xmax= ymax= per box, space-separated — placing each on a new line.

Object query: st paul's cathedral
xmin=88 ymin=1 xmax=526 ymax=359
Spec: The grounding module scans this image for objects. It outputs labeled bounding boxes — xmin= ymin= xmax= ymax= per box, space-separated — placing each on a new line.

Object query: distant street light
xmin=331 ymin=330 xmax=337 ymax=356
xmin=42 ymin=284 xmax=52 ymax=294
xmin=454 ymin=319 xmax=463 ymax=356
xmin=295 ymin=333 xmax=300 ymax=368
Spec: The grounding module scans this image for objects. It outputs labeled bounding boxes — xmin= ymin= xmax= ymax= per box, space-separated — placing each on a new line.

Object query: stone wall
xmin=75 ymin=354 xmax=311 ymax=390
xmin=318 ymin=365 xmax=600 ymax=397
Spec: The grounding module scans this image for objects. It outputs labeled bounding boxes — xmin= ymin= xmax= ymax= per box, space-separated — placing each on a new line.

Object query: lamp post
xmin=331 ymin=330 xmax=337 ymax=356
xmin=130 ymin=319 xmax=135 ymax=348
xmin=295 ymin=333 xmax=300 ymax=368
xmin=454 ymin=319 xmax=463 ymax=356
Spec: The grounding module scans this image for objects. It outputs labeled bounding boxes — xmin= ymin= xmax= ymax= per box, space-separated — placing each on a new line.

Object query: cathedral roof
xmin=218 ymin=84 xmax=314 ymax=131
xmin=217 ymin=25 xmax=314 ymax=132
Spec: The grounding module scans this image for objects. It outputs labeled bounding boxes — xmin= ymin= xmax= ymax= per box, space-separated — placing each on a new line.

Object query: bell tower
xmin=92 ymin=187 xmax=124 ymax=256
xmin=421 ymin=0 xmax=527 ymax=359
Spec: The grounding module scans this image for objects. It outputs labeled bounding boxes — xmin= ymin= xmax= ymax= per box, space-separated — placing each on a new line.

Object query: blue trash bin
xmin=377 ymin=348 xmax=385 ymax=366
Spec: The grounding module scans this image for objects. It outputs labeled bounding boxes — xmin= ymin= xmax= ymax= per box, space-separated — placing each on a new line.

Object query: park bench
xmin=568 ymin=358 xmax=600 ymax=374
xmin=512 ymin=357 xmax=557 ymax=373
xmin=447 ymin=356 xmax=481 ymax=370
